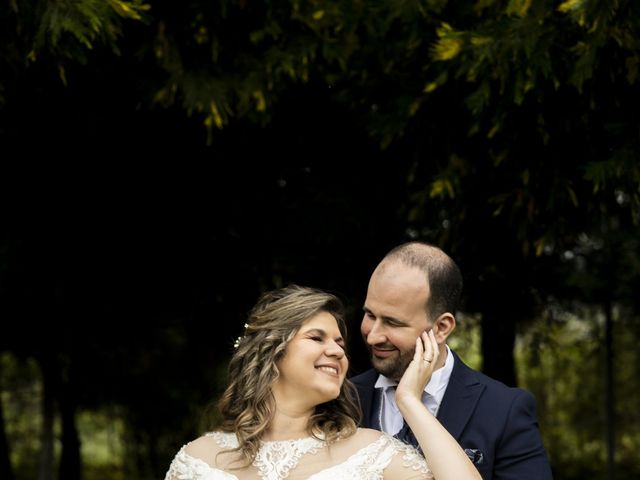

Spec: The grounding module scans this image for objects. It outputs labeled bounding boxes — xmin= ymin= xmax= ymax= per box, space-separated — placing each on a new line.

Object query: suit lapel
xmin=437 ymin=351 xmax=485 ymax=440
xmin=351 ymin=369 xmax=378 ymax=427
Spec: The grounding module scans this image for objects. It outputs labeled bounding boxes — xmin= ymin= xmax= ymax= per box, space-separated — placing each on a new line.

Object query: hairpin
xmin=233 ymin=323 xmax=249 ymax=348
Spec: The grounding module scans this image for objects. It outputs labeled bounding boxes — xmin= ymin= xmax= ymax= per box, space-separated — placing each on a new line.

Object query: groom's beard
xmin=368 ymin=344 xmax=415 ymax=382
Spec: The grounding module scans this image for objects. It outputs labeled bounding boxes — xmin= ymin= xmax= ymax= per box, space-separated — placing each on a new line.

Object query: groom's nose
xmin=363 ymin=318 xmax=388 ymax=345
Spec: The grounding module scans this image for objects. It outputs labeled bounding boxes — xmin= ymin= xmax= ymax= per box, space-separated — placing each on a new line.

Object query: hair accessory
xmin=233 ymin=323 xmax=249 ymax=348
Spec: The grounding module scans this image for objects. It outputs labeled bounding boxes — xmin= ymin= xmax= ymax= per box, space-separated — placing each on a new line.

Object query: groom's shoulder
xmin=349 ymin=368 xmax=378 ymax=386
xmin=454 ymin=354 xmax=536 ymax=402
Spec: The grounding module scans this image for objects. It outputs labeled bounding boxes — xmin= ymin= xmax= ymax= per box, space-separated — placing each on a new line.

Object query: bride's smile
xmin=273 ymin=311 xmax=348 ymax=405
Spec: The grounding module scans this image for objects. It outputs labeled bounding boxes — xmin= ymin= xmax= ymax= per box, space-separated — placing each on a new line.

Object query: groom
xmin=351 ymin=242 xmax=552 ymax=479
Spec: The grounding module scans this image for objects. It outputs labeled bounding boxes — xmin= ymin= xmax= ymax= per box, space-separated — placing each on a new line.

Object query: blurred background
xmin=1 ymin=1 xmax=639 ymax=479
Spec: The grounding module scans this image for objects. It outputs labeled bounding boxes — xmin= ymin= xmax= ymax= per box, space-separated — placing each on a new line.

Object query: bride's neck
xmin=263 ymin=404 xmax=315 ymax=441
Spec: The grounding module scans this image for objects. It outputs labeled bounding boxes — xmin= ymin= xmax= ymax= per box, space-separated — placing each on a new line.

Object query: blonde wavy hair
xmin=216 ymin=285 xmax=361 ymax=466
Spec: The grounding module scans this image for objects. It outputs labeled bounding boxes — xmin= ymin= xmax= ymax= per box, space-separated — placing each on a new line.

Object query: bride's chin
xmin=328 ymin=388 xmax=342 ymax=401
xmin=315 ymin=389 xmax=341 ymax=404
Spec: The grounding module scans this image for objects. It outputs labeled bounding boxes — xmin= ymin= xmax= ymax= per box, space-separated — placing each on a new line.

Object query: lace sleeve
xmin=164 ymin=433 xmax=240 ymax=480
xmin=164 ymin=447 xmax=187 ymax=480
xmin=165 ymin=447 xmax=202 ymax=480
xmin=164 ymin=446 xmax=235 ymax=480
xmin=381 ymin=435 xmax=433 ymax=480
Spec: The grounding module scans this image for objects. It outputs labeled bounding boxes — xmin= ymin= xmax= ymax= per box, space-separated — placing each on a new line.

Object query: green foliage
xmin=6 ymin=306 xmax=639 ymax=480
xmin=0 ymin=354 xmax=43 ymax=480
xmin=33 ymin=0 xmax=150 ymax=58
xmin=2 ymin=1 xmax=640 ymax=478
xmin=517 ymin=305 xmax=640 ymax=479
xmin=1 ymin=0 xmax=149 ymax=91
xmin=385 ymin=0 xmax=640 ymax=259
xmin=192 ymin=0 xmax=640 ymax=259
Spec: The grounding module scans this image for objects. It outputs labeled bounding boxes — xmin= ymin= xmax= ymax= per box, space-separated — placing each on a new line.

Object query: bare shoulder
xmin=351 ymin=427 xmax=388 ymax=444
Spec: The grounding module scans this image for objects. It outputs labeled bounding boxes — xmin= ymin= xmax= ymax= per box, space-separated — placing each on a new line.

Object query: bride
xmin=165 ymin=285 xmax=481 ymax=480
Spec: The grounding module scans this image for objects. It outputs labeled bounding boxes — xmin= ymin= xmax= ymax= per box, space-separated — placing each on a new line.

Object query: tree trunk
xmin=480 ymin=304 xmax=517 ymax=387
xmin=59 ymin=356 xmax=81 ymax=480
xmin=0 ymin=388 xmax=15 ymax=480
xmin=37 ymin=355 xmax=56 ymax=480
xmin=604 ymin=299 xmax=615 ymax=480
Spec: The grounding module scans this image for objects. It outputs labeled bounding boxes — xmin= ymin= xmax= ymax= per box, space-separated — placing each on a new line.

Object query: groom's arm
xmin=493 ymin=389 xmax=553 ymax=480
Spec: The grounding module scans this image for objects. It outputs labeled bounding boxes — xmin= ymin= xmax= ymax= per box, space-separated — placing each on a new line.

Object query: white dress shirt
xmin=374 ymin=344 xmax=455 ymax=435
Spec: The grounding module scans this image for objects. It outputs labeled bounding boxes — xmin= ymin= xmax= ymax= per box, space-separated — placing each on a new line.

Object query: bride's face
xmin=273 ymin=311 xmax=348 ymax=406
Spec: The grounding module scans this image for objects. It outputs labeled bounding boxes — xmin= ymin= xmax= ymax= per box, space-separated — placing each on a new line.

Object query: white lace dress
xmin=164 ymin=428 xmax=433 ymax=480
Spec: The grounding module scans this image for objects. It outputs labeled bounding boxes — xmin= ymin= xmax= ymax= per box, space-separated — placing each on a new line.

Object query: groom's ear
xmin=432 ymin=313 xmax=456 ymax=344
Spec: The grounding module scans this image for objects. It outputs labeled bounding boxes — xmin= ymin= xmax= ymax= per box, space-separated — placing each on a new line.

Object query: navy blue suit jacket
xmin=350 ymin=351 xmax=552 ymax=480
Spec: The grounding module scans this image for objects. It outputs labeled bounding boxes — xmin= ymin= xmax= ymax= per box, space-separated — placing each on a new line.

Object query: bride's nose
xmin=325 ymin=340 xmax=345 ymax=359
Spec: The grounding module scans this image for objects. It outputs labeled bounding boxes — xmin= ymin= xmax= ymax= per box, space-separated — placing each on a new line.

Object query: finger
xmin=417 ymin=331 xmax=432 ymax=366
xmin=419 ymin=331 xmax=435 ymax=369
xmin=413 ymin=335 xmax=423 ymax=363
xmin=428 ymin=329 xmax=438 ymax=363
xmin=422 ymin=330 xmax=431 ymax=350
xmin=417 ymin=331 xmax=426 ymax=359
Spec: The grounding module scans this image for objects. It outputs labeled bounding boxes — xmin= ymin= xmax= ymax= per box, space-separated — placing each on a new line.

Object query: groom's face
xmin=361 ymin=261 xmax=431 ymax=381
